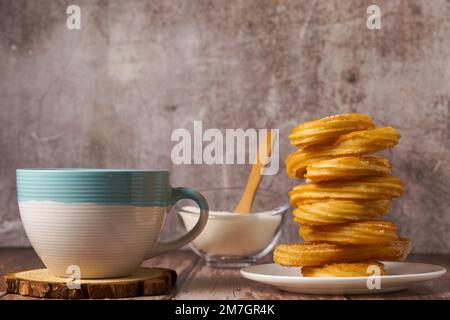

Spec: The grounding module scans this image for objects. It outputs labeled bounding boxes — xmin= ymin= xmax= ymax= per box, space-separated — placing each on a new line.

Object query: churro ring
xmin=285 ymin=127 xmax=400 ymax=178
xmin=289 ymin=176 xmax=404 ymax=206
xmin=332 ymin=127 xmax=401 ymax=155
xmin=299 ymin=220 xmax=398 ymax=245
xmin=285 ymin=148 xmax=335 ymax=178
xmin=288 ymin=114 xmax=375 ymax=148
xmin=273 ymin=237 xmax=411 ymax=267
xmin=304 ymin=156 xmax=391 ymax=182
xmin=292 ymin=199 xmax=391 ymax=225
xmin=302 ymin=261 xmax=385 ymax=277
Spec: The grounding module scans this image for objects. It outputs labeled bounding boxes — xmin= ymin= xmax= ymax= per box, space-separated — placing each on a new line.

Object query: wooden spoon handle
xmin=234 ymin=130 xmax=274 ymax=214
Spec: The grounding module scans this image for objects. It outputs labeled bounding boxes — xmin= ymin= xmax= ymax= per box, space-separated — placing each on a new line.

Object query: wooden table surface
xmin=0 ymin=248 xmax=449 ymax=300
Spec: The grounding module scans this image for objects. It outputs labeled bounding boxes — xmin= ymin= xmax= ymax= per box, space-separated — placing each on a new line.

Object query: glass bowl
xmin=176 ymin=187 xmax=290 ymax=268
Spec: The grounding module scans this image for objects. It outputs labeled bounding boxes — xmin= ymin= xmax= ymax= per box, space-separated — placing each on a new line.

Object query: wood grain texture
xmin=175 ymin=254 xmax=450 ymax=300
xmin=176 ymin=257 xmax=346 ymax=300
xmin=4 ymin=268 xmax=176 ymax=299
xmin=140 ymin=249 xmax=200 ymax=300
xmin=0 ymin=248 xmax=197 ymax=300
xmin=169 ymin=254 xmax=450 ymax=300
xmin=0 ymin=248 xmax=44 ymax=292
xmin=0 ymin=249 xmax=449 ymax=300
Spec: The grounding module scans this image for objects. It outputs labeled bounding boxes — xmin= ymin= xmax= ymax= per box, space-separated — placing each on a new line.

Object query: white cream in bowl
xmin=178 ymin=206 xmax=283 ymax=256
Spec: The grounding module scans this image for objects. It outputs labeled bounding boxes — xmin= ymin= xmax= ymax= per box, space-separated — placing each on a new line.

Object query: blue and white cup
xmin=16 ymin=169 xmax=209 ymax=279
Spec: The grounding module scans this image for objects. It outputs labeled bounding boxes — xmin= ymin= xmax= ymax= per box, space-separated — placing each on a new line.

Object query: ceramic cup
xmin=16 ymin=169 xmax=209 ymax=279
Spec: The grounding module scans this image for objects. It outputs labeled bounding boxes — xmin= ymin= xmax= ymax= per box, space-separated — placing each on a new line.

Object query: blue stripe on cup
xmin=16 ymin=169 xmax=171 ymax=207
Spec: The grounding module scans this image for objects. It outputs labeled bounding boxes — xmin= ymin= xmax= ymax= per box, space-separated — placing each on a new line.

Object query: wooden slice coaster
xmin=4 ymin=267 xmax=177 ymax=299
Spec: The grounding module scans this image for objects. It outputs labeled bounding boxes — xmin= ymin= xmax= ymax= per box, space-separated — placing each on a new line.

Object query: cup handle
xmin=146 ymin=187 xmax=209 ymax=258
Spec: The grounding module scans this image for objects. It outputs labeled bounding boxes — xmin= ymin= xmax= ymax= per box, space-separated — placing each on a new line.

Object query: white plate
xmin=240 ymin=262 xmax=446 ymax=295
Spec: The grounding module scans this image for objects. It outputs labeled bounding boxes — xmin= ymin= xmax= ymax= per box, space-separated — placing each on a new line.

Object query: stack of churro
xmin=274 ymin=114 xmax=411 ymax=277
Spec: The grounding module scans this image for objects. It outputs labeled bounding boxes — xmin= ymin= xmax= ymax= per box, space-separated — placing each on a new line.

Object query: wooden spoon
xmin=234 ymin=130 xmax=275 ymax=214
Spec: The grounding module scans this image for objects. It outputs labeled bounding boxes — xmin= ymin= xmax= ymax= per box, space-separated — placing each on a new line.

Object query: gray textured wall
xmin=0 ymin=0 xmax=449 ymax=253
